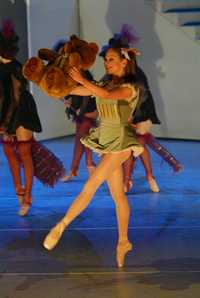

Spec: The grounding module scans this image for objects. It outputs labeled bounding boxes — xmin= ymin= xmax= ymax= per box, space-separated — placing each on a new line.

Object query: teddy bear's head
xmin=60 ymin=35 xmax=99 ymax=70
xmin=23 ymin=35 xmax=99 ymax=98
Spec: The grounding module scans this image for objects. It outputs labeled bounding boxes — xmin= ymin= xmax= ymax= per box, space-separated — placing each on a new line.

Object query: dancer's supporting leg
xmin=107 ymin=166 xmax=132 ymax=267
xmin=16 ymin=126 xmax=34 ymax=216
xmin=43 ymin=150 xmax=132 ymax=267
xmin=3 ymin=139 xmax=24 ymax=205
xmin=68 ymin=121 xmax=85 ymax=177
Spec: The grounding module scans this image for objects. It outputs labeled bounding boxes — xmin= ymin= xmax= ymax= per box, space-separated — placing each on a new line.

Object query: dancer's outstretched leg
xmin=107 ymin=166 xmax=132 ymax=267
xmin=43 ymin=150 xmax=131 ymax=251
xmin=145 ymin=133 xmax=182 ymax=172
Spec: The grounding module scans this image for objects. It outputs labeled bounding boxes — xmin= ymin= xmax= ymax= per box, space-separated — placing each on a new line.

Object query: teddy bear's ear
xmin=62 ymin=42 xmax=73 ymax=54
xmin=88 ymin=43 xmax=99 ymax=55
xmin=70 ymin=34 xmax=78 ymax=41
xmin=79 ymin=43 xmax=98 ymax=69
xmin=70 ymin=35 xmax=87 ymax=49
xmin=38 ymin=49 xmax=59 ymax=62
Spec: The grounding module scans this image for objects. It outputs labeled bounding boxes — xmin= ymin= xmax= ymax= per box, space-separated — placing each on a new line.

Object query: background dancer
xmin=61 ymin=70 xmax=97 ymax=181
xmin=0 ymin=20 xmax=64 ymax=216
xmin=123 ymin=53 xmax=182 ymax=192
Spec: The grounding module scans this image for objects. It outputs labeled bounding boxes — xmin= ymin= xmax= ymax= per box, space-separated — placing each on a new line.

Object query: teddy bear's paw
xmin=40 ymin=65 xmax=77 ymax=98
xmin=23 ymin=57 xmax=45 ymax=83
xmin=39 ymin=66 xmax=67 ymax=98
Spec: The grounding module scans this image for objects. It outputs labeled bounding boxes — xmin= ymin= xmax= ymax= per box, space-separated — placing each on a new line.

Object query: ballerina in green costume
xmin=43 ymin=32 xmax=143 ymax=267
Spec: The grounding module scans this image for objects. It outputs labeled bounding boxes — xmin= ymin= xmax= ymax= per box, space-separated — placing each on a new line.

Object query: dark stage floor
xmin=0 ymin=136 xmax=200 ymax=298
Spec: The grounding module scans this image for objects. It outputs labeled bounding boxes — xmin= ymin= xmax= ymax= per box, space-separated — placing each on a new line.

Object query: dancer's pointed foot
xmin=116 ymin=241 xmax=133 ymax=268
xmin=60 ymin=171 xmax=77 ymax=182
xmin=43 ymin=220 xmax=66 ymax=250
xmin=147 ymin=177 xmax=160 ymax=193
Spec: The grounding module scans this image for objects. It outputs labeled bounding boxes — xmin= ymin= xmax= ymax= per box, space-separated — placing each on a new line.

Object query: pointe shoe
xmin=148 ymin=177 xmax=160 ymax=193
xmin=60 ymin=172 xmax=77 ymax=182
xmin=18 ymin=203 xmax=31 ymax=216
xmin=43 ymin=220 xmax=66 ymax=250
xmin=124 ymin=180 xmax=133 ymax=193
xmin=116 ymin=241 xmax=133 ymax=268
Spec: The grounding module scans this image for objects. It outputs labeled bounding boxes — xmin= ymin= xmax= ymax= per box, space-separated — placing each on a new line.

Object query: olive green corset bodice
xmin=96 ymin=95 xmax=138 ymax=125
xmin=80 ymin=83 xmax=143 ymax=156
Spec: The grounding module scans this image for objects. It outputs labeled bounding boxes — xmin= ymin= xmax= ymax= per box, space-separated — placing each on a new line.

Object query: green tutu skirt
xmin=81 ymin=121 xmax=143 ymax=157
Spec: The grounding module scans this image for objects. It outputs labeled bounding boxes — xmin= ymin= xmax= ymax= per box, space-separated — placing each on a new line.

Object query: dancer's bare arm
xmin=69 ymin=67 xmax=137 ymax=101
xmin=69 ymin=85 xmax=92 ymax=96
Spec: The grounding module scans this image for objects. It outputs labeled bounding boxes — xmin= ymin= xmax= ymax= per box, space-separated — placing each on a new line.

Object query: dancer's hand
xmin=69 ymin=67 xmax=85 ymax=84
xmin=0 ymin=55 xmax=12 ymax=64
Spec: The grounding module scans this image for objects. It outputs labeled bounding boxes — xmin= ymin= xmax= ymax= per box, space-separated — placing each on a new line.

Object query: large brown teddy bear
xmin=22 ymin=35 xmax=98 ymax=98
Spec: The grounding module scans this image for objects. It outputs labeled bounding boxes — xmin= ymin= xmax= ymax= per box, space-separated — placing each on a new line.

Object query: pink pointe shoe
xmin=116 ymin=241 xmax=133 ymax=268
xmin=60 ymin=171 xmax=77 ymax=182
xmin=18 ymin=203 xmax=31 ymax=216
xmin=18 ymin=193 xmax=32 ymax=216
xmin=43 ymin=220 xmax=66 ymax=250
xmin=147 ymin=177 xmax=160 ymax=193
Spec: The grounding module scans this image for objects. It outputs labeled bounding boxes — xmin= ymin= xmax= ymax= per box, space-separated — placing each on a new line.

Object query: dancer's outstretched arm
xmin=69 ymin=67 xmax=136 ymax=100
